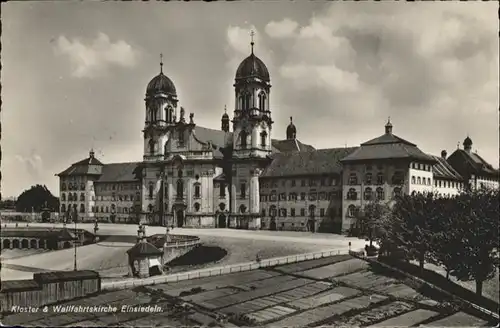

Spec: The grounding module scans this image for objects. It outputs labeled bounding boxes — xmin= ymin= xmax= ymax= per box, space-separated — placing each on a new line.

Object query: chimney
xmin=441 ymin=150 xmax=447 ymax=159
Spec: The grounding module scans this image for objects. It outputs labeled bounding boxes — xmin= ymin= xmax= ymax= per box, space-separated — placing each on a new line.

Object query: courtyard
xmin=1 ymin=255 xmax=493 ymax=327
xmin=0 ymin=223 xmax=365 ymax=281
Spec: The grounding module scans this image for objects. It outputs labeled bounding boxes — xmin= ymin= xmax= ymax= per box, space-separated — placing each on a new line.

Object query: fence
xmin=102 ymin=248 xmax=351 ymax=291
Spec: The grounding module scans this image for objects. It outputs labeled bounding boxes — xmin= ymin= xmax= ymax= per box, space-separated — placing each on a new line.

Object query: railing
xmin=101 ymin=248 xmax=351 ymax=291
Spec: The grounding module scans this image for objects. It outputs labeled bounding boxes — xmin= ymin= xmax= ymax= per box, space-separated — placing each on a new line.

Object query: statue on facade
xmin=180 ymin=107 xmax=185 ymax=122
xmin=189 ymin=113 xmax=194 ymax=124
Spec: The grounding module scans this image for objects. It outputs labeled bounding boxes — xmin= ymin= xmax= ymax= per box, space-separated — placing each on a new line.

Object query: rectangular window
xmin=220 ymin=183 xmax=226 ymax=197
xmin=320 ymin=208 xmax=325 ymax=217
xmin=300 ymin=208 xmax=306 ymax=216
xmin=301 ymin=180 xmax=306 ymax=187
xmin=279 ymin=193 xmax=286 ymax=201
xmin=261 ymin=209 xmax=266 ymax=217
xmin=300 ymin=192 xmax=306 ymax=201
xmin=291 ymin=180 xmax=296 ymax=187
xmin=291 ymin=208 xmax=295 ymax=217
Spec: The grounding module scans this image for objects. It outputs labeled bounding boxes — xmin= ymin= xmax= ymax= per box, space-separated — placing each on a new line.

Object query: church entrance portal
xmin=176 ymin=210 xmax=184 ymax=228
xmin=218 ymin=214 xmax=226 ymax=228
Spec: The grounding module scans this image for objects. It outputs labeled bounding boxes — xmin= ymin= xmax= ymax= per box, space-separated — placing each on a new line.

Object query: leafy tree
xmin=355 ymin=199 xmax=391 ymax=247
xmin=15 ymin=185 xmax=59 ymax=212
xmin=427 ymin=195 xmax=463 ymax=280
xmin=448 ymin=187 xmax=499 ymax=296
xmin=390 ymin=192 xmax=439 ymax=272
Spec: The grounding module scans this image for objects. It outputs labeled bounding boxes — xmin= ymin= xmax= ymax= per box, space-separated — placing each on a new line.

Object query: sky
xmin=1 ymin=1 xmax=498 ymax=198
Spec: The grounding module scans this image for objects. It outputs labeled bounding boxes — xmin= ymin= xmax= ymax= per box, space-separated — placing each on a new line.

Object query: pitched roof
xmin=192 ymin=126 xmax=229 ymax=158
xmin=450 ymin=149 xmax=499 ymax=177
xmin=33 ymin=270 xmax=99 ymax=283
xmin=341 ymin=133 xmax=435 ymax=163
xmin=57 ymin=155 xmax=104 ymax=176
xmin=126 ymin=241 xmax=163 ymax=257
xmin=430 ymin=155 xmax=463 ymax=181
xmin=1 ymin=227 xmax=75 ymax=240
xmin=0 ymin=279 xmax=42 ymax=292
xmin=97 ymin=162 xmax=141 ymax=182
xmin=271 ymin=139 xmax=316 ymax=153
xmin=262 ymin=147 xmax=358 ymax=178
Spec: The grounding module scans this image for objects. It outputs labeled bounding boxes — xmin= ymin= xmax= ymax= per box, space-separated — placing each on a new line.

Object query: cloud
xmin=265 ymin=18 xmax=298 ymax=39
xmin=54 ymin=32 xmax=140 ymax=78
xmin=15 ymin=151 xmax=44 ymax=181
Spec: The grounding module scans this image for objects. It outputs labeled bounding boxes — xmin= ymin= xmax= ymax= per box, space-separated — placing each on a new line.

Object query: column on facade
xmin=207 ymin=170 xmax=214 ymax=213
xmin=187 ymin=177 xmax=193 ymax=212
xmin=199 ymin=171 xmax=206 ymax=212
xmin=140 ymin=178 xmax=148 ymax=223
xmin=251 ymin=169 xmax=261 ymax=214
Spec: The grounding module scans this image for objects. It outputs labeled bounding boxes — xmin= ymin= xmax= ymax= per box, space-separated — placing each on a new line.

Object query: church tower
xmin=232 ymin=31 xmax=273 ymax=159
xmin=143 ymin=54 xmax=179 ymax=162
xmin=229 ymin=31 xmax=272 ymax=230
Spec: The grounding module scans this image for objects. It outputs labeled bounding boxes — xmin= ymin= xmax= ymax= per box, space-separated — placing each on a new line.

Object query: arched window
xmin=347 ymin=205 xmax=356 ymax=217
xmin=365 ymin=173 xmax=372 ymax=185
xmin=178 ymin=169 xmax=183 ymax=178
xmin=411 ymin=176 xmax=416 ymax=184
xmin=270 ymin=190 xmax=277 ymax=201
xmin=280 ymin=208 xmax=287 ymax=217
xmin=61 ymin=183 xmax=67 ymax=191
xmin=364 ymin=187 xmax=372 ymax=201
xmin=73 ymin=193 xmax=77 ymax=201
xmin=244 ymin=92 xmax=251 ymax=110
xmin=348 ymin=173 xmax=358 ymax=185
xmin=393 ymin=187 xmax=402 ymax=198
xmin=194 ymin=184 xmax=201 ymax=198
xmin=417 ymin=177 xmax=421 ymax=184
xmin=194 ymin=203 xmax=200 ymax=212
xmin=240 ymin=130 xmax=248 ymax=148
xmin=149 ymin=139 xmax=155 ymax=154
xmin=61 ymin=194 xmax=66 ymax=201
xmin=80 ymin=204 xmax=85 ymax=213
xmin=111 ymin=204 xmax=116 ymax=213
xmin=269 ymin=205 xmax=277 ymax=217
xmin=95 ymin=206 xmax=99 ymax=213
xmin=61 ymin=204 xmax=66 ymax=212
xmin=80 ymin=193 xmax=85 ymax=201
xmin=347 ymin=188 xmax=357 ymax=200
xmin=166 ymin=106 xmax=173 ymax=122
xmin=239 ymin=95 xmax=244 ymax=109
xmin=148 ymin=182 xmax=154 ymax=199
xmin=260 ymin=131 xmax=267 ymax=147
xmin=177 ymin=179 xmax=184 ymax=199
xmin=427 ymin=178 xmax=431 ymax=185
xmin=258 ymin=92 xmax=267 ymax=111
xmin=239 ymin=204 xmax=247 ymax=213
xmin=219 ymin=183 xmax=226 ymax=197
xmin=376 ymin=187 xmax=384 ymax=200
xmin=178 ymin=129 xmax=185 ymax=145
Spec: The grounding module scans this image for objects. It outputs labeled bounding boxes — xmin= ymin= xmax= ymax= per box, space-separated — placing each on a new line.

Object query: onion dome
xmin=286 ymin=116 xmax=296 ymax=139
xmin=146 ymin=54 xmax=177 ymax=97
xmin=235 ymin=35 xmax=270 ymax=82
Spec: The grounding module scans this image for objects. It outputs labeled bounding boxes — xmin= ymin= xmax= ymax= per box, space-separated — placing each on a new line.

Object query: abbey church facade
xmin=57 ymin=40 xmax=499 ymax=234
